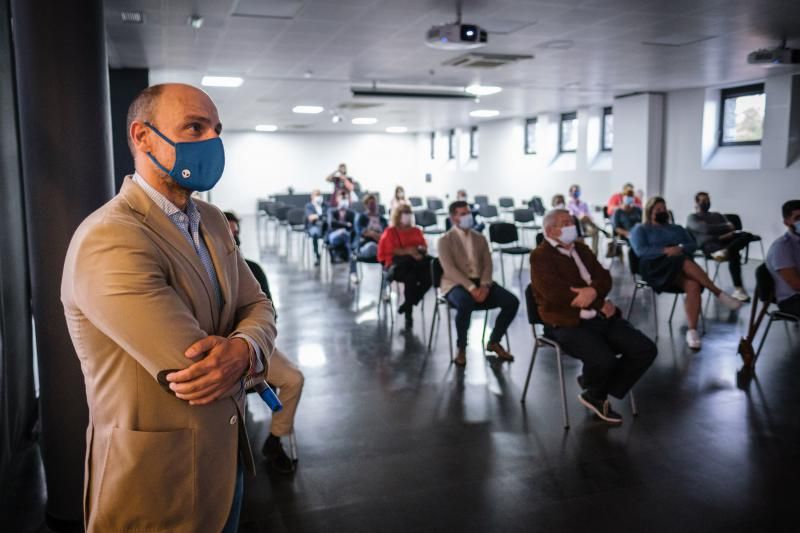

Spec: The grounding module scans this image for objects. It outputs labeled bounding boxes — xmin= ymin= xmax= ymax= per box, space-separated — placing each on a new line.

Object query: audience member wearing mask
xmin=438 ymin=201 xmax=519 ymax=366
xmin=455 ymin=189 xmax=485 ymax=232
xmin=305 ymin=189 xmax=327 ymax=266
xmin=350 ymin=194 xmax=388 ymax=282
xmin=224 ymin=212 xmax=304 ymax=474
xmin=630 ymin=197 xmax=742 ymax=350
xmin=686 ymin=192 xmax=758 ymax=302
xmin=611 ymin=191 xmax=642 ymax=240
xmin=567 ymin=184 xmax=607 ymax=255
xmin=390 ymin=185 xmax=410 ymax=213
xmin=326 ymin=162 xmax=354 ymax=208
xmin=766 ymin=200 xmax=800 ymax=318
xmin=377 ymin=204 xmax=432 ymax=328
xmin=607 ymin=182 xmax=642 ymax=215
xmin=530 ymin=209 xmax=657 ymax=425
xmin=326 ymin=189 xmax=356 ymax=263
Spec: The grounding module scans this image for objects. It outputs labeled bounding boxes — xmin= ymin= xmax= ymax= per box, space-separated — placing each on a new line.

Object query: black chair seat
xmin=424 ymin=228 xmax=445 ymax=235
xmin=355 ymin=255 xmax=380 ymax=264
xmin=499 ymin=246 xmax=531 ymax=255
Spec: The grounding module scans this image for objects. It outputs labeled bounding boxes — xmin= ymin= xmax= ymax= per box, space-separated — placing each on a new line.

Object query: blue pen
xmin=254 ymin=381 xmax=283 ymax=412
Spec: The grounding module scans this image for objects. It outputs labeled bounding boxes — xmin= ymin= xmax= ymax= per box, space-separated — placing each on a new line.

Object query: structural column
xmin=11 ymin=0 xmax=114 ymax=527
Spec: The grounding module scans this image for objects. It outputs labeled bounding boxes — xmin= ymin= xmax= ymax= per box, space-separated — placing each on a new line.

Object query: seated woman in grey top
xmin=630 ymin=197 xmax=742 ymax=350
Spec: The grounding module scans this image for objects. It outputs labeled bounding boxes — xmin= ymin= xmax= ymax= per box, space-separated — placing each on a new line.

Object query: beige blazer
xmin=61 ymin=177 xmax=277 ymax=532
xmin=438 ymin=227 xmax=493 ymax=295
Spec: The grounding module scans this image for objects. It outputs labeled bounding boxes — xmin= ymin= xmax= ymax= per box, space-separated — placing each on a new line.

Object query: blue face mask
xmin=794 ymin=221 xmax=800 ymax=234
xmin=145 ymin=122 xmax=225 ymax=192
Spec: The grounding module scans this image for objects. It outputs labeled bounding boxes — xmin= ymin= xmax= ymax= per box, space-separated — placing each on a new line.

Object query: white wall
xmin=663 ymin=87 xmax=800 ymax=258
xmin=213 ymin=131 xmax=419 ymax=216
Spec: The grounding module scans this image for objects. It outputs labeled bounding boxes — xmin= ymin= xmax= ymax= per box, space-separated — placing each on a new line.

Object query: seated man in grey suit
xmin=438 ymin=201 xmax=519 ymax=366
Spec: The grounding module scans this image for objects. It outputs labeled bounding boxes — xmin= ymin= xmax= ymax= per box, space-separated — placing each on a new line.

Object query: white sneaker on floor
xmin=731 ymin=287 xmax=751 ymax=302
xmin=718 ymin=291 xmax=743 ymax=310
xmin=350 ymin=272 xmax=359 ymax=285
xmin=686 ymin=329 xmax=702 ymax=350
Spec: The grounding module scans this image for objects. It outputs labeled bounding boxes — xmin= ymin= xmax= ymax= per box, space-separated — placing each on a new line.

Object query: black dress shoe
xmin=262 ymin=435 xmax=296 ymax=474
xmin=578 ymin=392 xmax=622 ymax=424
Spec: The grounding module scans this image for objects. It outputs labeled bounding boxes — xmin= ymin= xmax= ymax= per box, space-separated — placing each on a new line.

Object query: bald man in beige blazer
xmin=61 ymin=84 xmax=276 ymax=532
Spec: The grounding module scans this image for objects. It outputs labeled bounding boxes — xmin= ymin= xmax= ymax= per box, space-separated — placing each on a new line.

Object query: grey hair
xmin=542 ymin=208 xmax=570 ymax=230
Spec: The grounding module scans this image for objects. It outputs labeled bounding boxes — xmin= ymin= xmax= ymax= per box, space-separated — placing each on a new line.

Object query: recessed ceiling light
xmin=352 ymin=117 xmax=378 ymax=125
xmin=386 ymin=126 xmax=408 ymax=133
xmin=201 ymin=76 xmax=243 ymax=87
xmin=293 ymin=105 xmax=324 ymax=114
xmin=469 ymin=109 xmax=500 ymax=118
xmin=120 ymin=11 xmax=144 ymax=24
xmin=465 ymin=85 xmax=502 ymax=96
xmin=255 ymin=124 xmax=278 ymax=132
xmin=187 ymin=15 xmax=204 ymax=29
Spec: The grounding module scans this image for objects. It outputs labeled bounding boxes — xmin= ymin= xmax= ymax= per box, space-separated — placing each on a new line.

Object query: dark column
xmin=11 ymin=0 xmax=114 ymax=527
xmin=110 ymin=68 xmax=149 ymax=192
xmin=0 ymin=0 xmax=35 ymax=484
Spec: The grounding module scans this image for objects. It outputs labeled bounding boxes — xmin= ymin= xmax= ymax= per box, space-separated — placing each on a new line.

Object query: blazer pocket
xmin=94 ymin=428 xmax=195 ymax=531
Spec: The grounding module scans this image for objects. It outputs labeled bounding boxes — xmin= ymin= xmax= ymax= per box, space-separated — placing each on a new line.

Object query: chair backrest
xmin=513 ymin=208 xmax=534 ymax=223
xmin=479 ymin=204 xmax=499 ymax=219
xmin=524 ymin=284 xmax=544 ymax=326
xmin=602 ymin=205 xmax=610 ymax=220
xmin=257 ymin=199 xmax=270 ymax=213
xmin=498 ymin=196 xmax=514 ymax=208
xmin=474 ymin=195 xmax=489 ymax=207
xmin=409 ymin=196 xmax=423 ymax=207
xmin=755 ymin=263 xmax=776 ymax=304
xmin=628 ymin=247 xmax=641 ymax=276
xmin=351 ymin=202 xmax=365 ymax=214
xmin=489 ymin=222 xmax=519 ymax=245
xmin=529 ymin=196 xmax=545 ymax=216
xmin=275 ymin=204 xmax=291 ymax=221
xmin=724 ymin=213 xmax=743 ymax=231
xmin=535 ymin=232 xmax=545 ymax=246
xmin=427 ymin=197 xmax=444 ymax=211
xmin=286 ymin=208 xmax=306 ymax=226
xmin=415 ymin=209 xmax=437 ymax=228
xmin=431 ymin=257 xmax=444 ymax=289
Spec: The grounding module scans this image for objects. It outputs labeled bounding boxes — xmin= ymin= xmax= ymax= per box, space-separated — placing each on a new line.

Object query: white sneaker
xmin=350 ymin=272 xmax=359 ymax=285
xmin=718 ymin=291 xmax=743 ymax=310
xmin=731 ymin=287 xmax=751 ymax=302
xmin=686 ymin=329 xmax=702 ymax=350
xmin=711 ymin=249 xmax=728 ymax=261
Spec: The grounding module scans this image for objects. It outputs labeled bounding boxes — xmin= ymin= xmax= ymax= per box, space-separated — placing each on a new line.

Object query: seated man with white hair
xmin=530 ymin=209 xmax=657 ymax=424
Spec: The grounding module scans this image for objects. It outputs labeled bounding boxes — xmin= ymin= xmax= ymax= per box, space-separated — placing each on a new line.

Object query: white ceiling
xmin=104 ymin=0 xmax=800 ymax=133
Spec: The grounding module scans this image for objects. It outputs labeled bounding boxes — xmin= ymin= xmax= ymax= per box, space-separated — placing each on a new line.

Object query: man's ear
xmin=130 ymin=121 xmax=151 ymax=154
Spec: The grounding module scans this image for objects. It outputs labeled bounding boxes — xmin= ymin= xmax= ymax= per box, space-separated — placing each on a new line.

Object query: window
xmin=719 ymin=83 xmax=765 ymax=146
xmin=601 ymin=107 xmax=613 ymax=151
xmin=429 ymin=132 xmax=435 ymax=159
xmin=469 ymin=126 xmax=478 ymax=158
xmin=524 ymin=118 xmax=537 ymax=154
xmin=448 ymin=129 xmax=455 ymax=160
xmin=559 ymin=112 xmax=578 ymax=153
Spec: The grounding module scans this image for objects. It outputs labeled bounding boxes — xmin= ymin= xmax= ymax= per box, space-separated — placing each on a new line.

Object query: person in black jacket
xmin=326 ymin=189 xmax=356 ymax=263
xmin=304 ymin=189 xmax=327 ymax=266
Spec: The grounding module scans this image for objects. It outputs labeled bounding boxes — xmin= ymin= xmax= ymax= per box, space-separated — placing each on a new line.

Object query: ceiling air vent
xmin=443 ymin=52 xmax=533 ymax=69
xmin=120 ymin=11 xmax=144 ymax=24
xmin=337 ymin=102 xmax=384 ymax=110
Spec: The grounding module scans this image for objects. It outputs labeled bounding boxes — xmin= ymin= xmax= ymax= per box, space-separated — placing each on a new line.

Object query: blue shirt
xmin=629 ymin=222 xmax=697 ymax=260
xmin=766 ymin=230 xmax=800 ymax=303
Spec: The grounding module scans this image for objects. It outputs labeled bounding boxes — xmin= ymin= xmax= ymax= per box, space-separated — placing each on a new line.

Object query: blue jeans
xmin=327 ymin=228 xmax=353 ymax=261
xmin=350 ymin=241 xmax=378 ymax=273
xmin=307 ymin=224 xmax=323 ymax=259
xmin=446 ymin=283 xmax=519 ymax=348
xmin=221 ymin=461 xmax=244 ymax=533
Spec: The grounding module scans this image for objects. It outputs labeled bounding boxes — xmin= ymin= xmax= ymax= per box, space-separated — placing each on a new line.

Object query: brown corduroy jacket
xmin=530 ymin=240 xmax=612 ymax=327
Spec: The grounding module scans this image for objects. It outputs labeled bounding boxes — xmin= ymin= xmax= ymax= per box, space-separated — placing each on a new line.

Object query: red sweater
xmin=377 ymin=226 xmax=426 ymax=267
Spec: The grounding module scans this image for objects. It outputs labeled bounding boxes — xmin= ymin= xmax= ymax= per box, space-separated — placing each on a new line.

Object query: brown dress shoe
xmin=454 ymin=348 xmax=467 ymax=366
xmin=487 ymin=342 xmax=514 ymax=362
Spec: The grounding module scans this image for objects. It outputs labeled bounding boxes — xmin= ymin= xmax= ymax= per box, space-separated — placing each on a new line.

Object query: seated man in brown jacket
xmin=531 ymin=209 xmax=657 ymax=424
xmin=439 ymin=201 xmax=519 ymax=366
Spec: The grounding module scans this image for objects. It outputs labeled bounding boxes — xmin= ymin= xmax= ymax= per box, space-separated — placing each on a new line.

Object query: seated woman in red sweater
xmin=377 ymin=203 xmax=432 ymax=328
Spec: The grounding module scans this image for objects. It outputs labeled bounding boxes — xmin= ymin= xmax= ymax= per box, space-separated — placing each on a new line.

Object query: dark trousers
xmin=778 ymin=294 xmax=800 ymax=318
xmin=545 ymin=316 xmax=657 ymax=400
xmin=712 ymin=232 xmax=757 ymax=287
xmin=446 ymin=283 xmax=519 ymax=348
xmin=393 ymin=257 xmax=432 ymax=308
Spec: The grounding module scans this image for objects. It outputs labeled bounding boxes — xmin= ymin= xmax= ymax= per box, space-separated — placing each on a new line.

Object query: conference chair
xmin=474 ymin=194 xmax=489 ymax=208
xmin=348 ymin=252 xmax=395 ymax=321
xmin=416 ymin=209 xmax=445 ymax=250
xmin=427 ymin=258 xmax=510 ymax=358
xmin=753 ymin=264 xmax=799 ymax=357
xmin=408 ymin=196 xmax=423 ymax=208
xmin=528 ymin=196 xmax=546 ymax=217
xmin=488 ymin=222 xmax=531 ymax=290
xmin=521 ymin=284 xmax=638 ymax=429
xmin=498 ymin=196 xmax=515 ymax=214
xmin=724 ymin=213 xmax=764 ymax=262
xmin=478 ymin=204 xmax=500 ymax=224
xmin=513 ymin=208 xmax=540 ymax=246
xmin=285 ymin=208 xmax=308 ymax=265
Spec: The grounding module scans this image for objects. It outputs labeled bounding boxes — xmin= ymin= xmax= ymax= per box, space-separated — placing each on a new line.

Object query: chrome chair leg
xmin=555 ymin=346 xmax=570 ymax=429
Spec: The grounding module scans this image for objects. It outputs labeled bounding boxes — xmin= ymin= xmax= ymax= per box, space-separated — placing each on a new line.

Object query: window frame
xmin=524 ymin=117 xmax=537 ymax=155
xmin=429 ymin=132 xmax=435 ymax=159
xmin=448 ymin=129 xmax=455 ymax=160
xmin=601 ymin=106 xmax=613 ymax=152
xmin=469 ymin=126 xmax=479 ymax=159
xmin=718 ymin=83 xmax=765 ymax=147
xmin=559 ymin=111 xmax=578 ymax=153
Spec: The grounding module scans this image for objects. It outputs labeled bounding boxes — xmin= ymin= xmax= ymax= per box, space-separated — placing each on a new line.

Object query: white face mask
xmin=554 ymin=203 xmax=566 ymax=210
xmin=458 ymin=213 xmax=473 ymax=230
xmin=559 ymin=225 xmax=578 ymax=245
xmin=400 ymin=213 xmax=412 ymax=226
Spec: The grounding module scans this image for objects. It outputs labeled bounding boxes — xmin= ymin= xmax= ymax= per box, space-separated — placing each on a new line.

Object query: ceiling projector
xmin=426 ymin=22 xmax=487 ymax=50
xmin=747 ymin=42 xmax=800 ymax=66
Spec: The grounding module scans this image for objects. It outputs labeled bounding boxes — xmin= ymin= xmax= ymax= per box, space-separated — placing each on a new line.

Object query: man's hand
xmin=166 ymin=336 xmax=251 ymax=406
xmin=469 ymin=287 xmax=482 ymax=301
xmin=570 ymin=286 xmax=597 ymax=308
xmin=601 ymin=300 xmax=617 ymax=318
xmin=664 ymin=245 xmax=683 ymax=257
xmin=308 ymin=214 xmax=319 ymax=223
xmin=477 ymin=286 xmax=490 ymax=303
